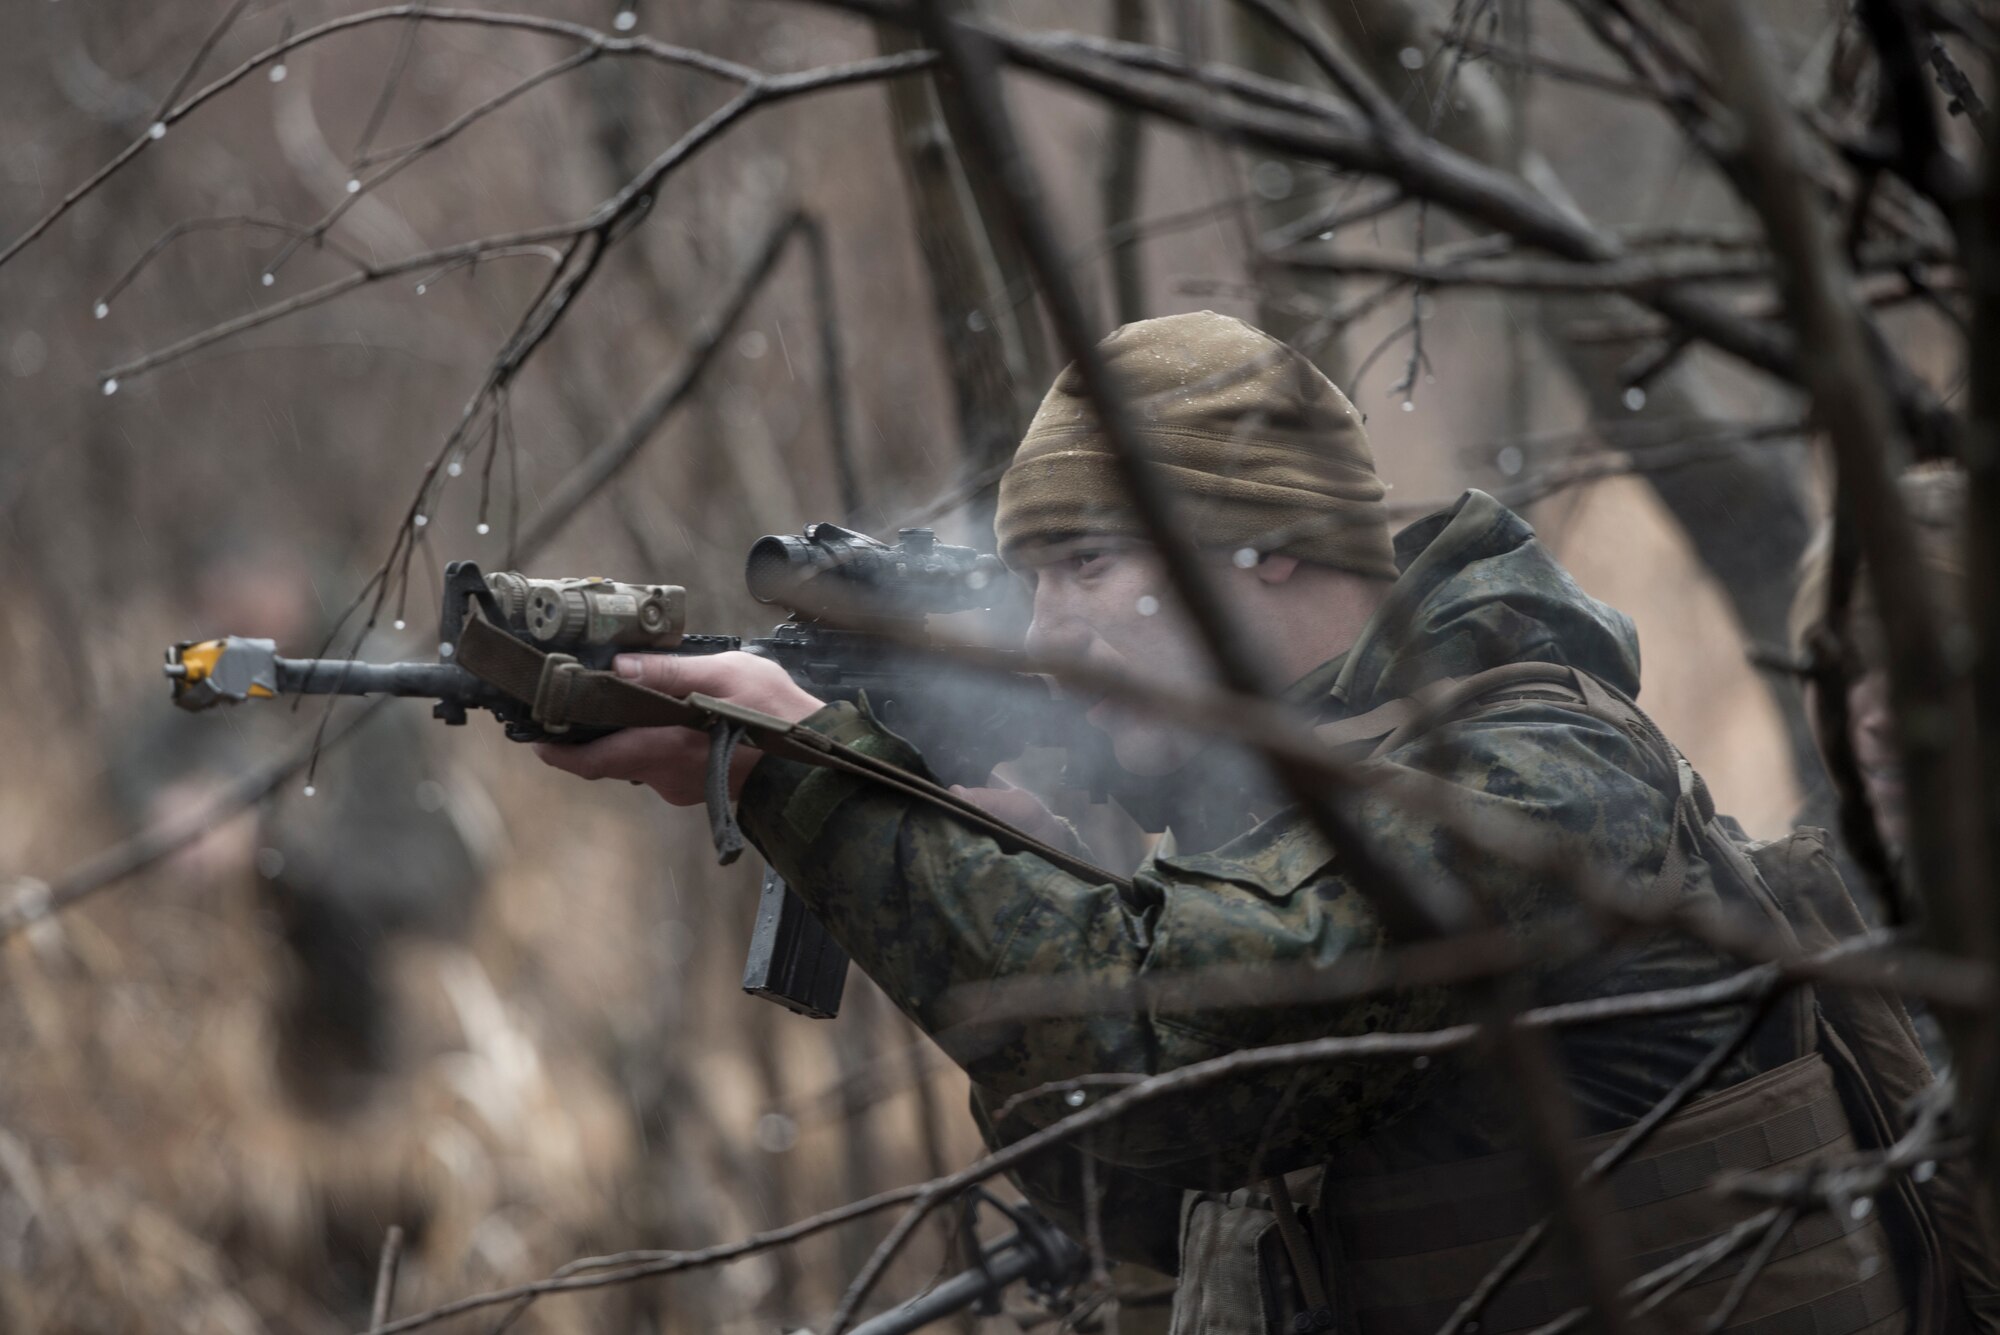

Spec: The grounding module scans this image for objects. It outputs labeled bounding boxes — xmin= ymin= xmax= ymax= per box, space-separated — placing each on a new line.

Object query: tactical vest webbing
xmin=1317 ymin=1049 xmax=1903 ymax=1335
xmin=1171 ymin=661 xmax=1986 ymax=1335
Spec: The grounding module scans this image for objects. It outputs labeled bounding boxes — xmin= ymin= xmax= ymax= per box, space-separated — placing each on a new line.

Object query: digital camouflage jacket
xmin=736 ymin=490 xmax=1777 ymax=1275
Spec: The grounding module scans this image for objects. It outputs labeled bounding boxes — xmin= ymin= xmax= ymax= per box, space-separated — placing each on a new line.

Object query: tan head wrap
xmin=993 ymin=310 xmax=1397 ymax=578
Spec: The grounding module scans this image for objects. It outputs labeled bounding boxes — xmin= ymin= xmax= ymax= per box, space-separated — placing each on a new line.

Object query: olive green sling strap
xmin=452 ymin=597 xmax=1131 ymax=891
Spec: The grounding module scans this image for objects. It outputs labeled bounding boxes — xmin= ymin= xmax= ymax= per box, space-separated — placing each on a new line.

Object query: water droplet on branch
xmin=268 ymin=64 xmax=287 ymax=83
xmin=101 ymin=378 xmax=119 ymax=395
xmin=148 ymin=121 xmax=167 ymax=140
xmin=260 ymin=273 xmax=274 ymax=287
xmin=415 ymin=284 xmax=427 ymax=295
xmin=613 ymin=8 xmax=638 ymax=30
xmin=755 ymin=1111 xmax=797 ymax=1152
xmin=93 ymin=302 xmax=108 ymax=319
xmin=446 ymin=460 xmax=462 ymax=477
xmin=475 ymin=522 xmax=491 ymax=535
xmin=1400 ymin=399 xmax=1415 ymax=412
xmin=1398 ymin=46 xmax=1426 ymax=69
xmin=393 ymin=619 xmax=406 ymax=630
xmin=303 ymin=784 xmax=317 ymax=797
xmin=1622 ymin=386 xmax=1647 ymax=411
xmin=413 ymin=513 xmax=428 ymax=528
xmin=439 ymin=643 xmax=455 ymax=658
xmin=1065 ymin=1088 xmax=1088 ymax=1107
xmin=346 ymin=178 xmax=361 ymax=194
xmin=1251 ymin=160 xmax=1293 ymax=201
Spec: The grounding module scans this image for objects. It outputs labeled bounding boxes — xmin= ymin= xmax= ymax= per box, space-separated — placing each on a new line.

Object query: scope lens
xmin=745 ymin=535 xmax=811 ymax=605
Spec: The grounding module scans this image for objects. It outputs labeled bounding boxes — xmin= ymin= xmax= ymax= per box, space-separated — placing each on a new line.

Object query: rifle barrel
xmin=847 ymin=1226 xmax=1083 ymax=1335
xmin=275 ymin=658 xmax=485 ymax=700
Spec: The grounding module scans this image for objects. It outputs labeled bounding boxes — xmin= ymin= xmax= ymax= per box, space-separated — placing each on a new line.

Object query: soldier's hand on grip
xmin=532 ymin=651 xmax=824 ymax=806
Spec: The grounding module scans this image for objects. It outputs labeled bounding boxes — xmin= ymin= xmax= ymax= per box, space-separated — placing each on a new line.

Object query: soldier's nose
xmin=1025 ymin=592 xmax=1089 ymax=661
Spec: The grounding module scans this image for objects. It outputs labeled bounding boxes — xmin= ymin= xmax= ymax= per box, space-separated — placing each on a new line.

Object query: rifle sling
xmin=453 ymin=602 xmax=1131 ymax=892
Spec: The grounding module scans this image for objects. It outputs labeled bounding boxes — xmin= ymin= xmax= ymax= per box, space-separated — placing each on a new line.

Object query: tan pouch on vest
xmin=1171 ymin=1188 xmax=1282 ymax=1335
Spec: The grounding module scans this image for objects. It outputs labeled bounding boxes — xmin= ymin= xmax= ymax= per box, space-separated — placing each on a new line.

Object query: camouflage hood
xmin=1328 ymin=489 xmax=1641 ymax=713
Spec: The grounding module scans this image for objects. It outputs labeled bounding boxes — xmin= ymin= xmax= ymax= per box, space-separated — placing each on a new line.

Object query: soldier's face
xmin=1016 ymin=537 xmax=1240 ymax=775
xmin=1846 ymin=668 xmax=1905 ymax=856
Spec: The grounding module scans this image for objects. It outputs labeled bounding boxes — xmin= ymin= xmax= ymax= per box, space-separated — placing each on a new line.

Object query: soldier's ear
xmin=1253 ymin=553 xmax=1301 ymax=585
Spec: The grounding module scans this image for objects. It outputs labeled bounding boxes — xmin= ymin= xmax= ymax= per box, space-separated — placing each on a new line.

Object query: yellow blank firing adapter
xmin=164 ymin=638 xmax=280 ymax=710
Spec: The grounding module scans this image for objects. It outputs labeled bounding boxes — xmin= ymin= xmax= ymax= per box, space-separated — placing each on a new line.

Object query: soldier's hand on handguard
xmin=532 ymin=652 xmax=825 ymax=807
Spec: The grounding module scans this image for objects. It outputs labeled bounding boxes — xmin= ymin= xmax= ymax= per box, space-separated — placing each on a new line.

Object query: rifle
xmin=849 ymin=1192 xmax=1087 ymax=1335
xmin=164 ymin=523 xmax=1083 ymax=1019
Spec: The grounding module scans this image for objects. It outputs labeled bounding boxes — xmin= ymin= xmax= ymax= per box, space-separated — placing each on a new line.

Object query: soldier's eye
xmin=1070 ymin=551 xmax=1108 ymax=575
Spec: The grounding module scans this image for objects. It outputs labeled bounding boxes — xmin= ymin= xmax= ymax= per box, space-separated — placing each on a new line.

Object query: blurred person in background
xmin=535 ymin=313 xmax=1993 ymax=1334
xmin=1791 ymin=463 xmax=1968 ymax=882
xmin=1789 ymin=463 xmax=1968 ymax=1070
xmin=111 ymin=543 xmax=490 ymax=1113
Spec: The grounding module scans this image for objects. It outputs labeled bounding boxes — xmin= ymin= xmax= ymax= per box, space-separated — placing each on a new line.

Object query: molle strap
xmin=1266 ymin=1176 xmax=1336 ymax=1332
xmin=1309 ymin=662 xmax=1585 ymax=762
xmin=1309 ymin=680 xmax=1460 ymax=757
xmin=1371 ymin=663 xmax=1584 ymax=760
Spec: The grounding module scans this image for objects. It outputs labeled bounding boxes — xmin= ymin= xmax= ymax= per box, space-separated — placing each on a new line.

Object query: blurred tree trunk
xmin=1227 ymin=6 xmax=1355 ymax=383
xmin=748 ymin=1001 xmax=804 ymax=1317
xmin=873 ymin=13 xmax=1049 ymax=540
xmin=1314 ymin=0 xmax=1827 ymax=807
xmin=1102 ymin=0 xmax=1151 ymax=326
xmin=832 ymin=982 xmax=887 ymax=1285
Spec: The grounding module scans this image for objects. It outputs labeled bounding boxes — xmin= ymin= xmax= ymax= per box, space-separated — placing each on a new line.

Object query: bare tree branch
xmin=1692 ymin=0 xmax=1997 ymax=1207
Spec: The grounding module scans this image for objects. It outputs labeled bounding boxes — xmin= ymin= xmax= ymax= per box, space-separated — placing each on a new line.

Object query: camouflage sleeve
xmin=736 ymin=696 xmax=1683 ymax=1187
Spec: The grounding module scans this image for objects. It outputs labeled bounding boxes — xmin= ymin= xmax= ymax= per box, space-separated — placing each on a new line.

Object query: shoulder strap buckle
xmin=531 ymin=653 xmax=585 ymax=732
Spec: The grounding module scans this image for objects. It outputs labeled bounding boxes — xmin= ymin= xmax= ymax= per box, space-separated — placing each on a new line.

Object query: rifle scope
xmin=746 ymin=522 xmax=1005 ymax=621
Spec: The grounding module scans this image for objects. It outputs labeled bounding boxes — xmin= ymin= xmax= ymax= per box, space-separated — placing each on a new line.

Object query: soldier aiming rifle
xmin=526 ymin=312 xmax=1998 ymax=1334
xmin=173 ymin=313 xmax=1997 ymax=1333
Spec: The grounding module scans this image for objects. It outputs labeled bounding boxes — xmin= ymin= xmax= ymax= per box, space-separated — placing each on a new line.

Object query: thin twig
xmin=95 ymin=215 xmax=371 ymax=312
xmin=265 ymin=45 xmax=604 ymax=283
xmin=353 ymin=1 xmax=426 ymax=166
xmin=1699 ymin=1207 xmax=1797 ymax=1334
xmin=151 ymin=0 xmax=256 ymax=125
xmin=516 ymin=211 xmax=806 ymax=555
xmin=0 ymin=6 xmax=768 ymax=271
xmin=370 ymin=1226 xmax=406 ymax=1332
xmin=366 ymin=934 xmax=1898 ymax=1335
